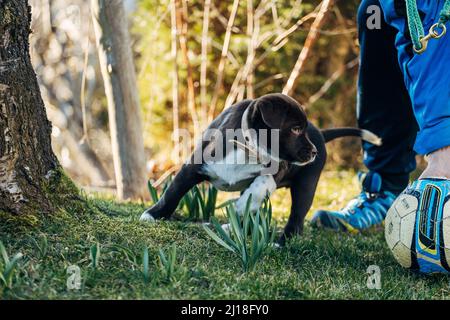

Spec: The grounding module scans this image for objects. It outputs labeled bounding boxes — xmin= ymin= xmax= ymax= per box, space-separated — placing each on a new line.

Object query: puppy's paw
xmin=235 ymin=198 xmax=246 ymax=216
xmin=276 ymin=234 xmax=287 ymax=247
xmin=139 ymin=210 xmax=156 ymax=223
xmin=235 ymin=197 xmax=258 ymax=215
xmin=270 ymin=242 xmax=282 ymax=249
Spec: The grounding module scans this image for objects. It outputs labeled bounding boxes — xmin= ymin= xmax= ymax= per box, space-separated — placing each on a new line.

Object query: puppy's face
xmin=249 ymin=94 xmax=317 ymax=165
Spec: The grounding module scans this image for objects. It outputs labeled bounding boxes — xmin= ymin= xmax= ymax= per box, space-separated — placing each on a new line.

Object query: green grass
xmin=1 ymin=170 xmax=449 ymax=299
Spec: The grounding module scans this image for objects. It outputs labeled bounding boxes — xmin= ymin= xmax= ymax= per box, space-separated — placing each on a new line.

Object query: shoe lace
xmin=341 ymin=171 xmax=396 ymax=215
xmin=347 ymin=175 xmax=388 ymax=213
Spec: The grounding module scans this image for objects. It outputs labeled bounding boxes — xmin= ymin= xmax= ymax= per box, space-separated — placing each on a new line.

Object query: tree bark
xmin=0 ymin=0 xmax=60 ymax=214
xmin=91 ymin=0 xmax=148 ymax=200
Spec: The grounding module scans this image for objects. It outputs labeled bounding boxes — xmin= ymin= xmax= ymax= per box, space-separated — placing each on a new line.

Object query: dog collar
xmin=233 ymin=106 xmax=282 ymax=165
xmin=236 ymin=106 xmax=315 ymax=167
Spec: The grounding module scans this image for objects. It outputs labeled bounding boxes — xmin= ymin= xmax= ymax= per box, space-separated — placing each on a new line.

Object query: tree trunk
xmin=0 ymin=0 xmax=60 ymax=214
xmin=91 ymin=0 xmax=148 ymax=200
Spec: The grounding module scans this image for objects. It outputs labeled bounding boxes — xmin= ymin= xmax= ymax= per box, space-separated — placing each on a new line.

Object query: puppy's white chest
xmin=201 ymin=149 xmax=265 ymax=192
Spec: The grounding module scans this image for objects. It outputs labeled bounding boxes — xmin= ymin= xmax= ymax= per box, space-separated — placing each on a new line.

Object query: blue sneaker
xmin=311 ymin=172 xmax=398 ymax=233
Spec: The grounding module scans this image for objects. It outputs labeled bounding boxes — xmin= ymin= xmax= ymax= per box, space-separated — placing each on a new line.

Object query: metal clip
xmin=414 ymin=23 xmax=447 ymax=54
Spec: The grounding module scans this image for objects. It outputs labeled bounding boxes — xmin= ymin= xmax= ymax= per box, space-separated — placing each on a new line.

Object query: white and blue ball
xmin=385 ymin=179 xmax=450 ymax=274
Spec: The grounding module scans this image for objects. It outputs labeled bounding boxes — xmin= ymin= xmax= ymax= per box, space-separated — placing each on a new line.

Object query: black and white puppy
xmin=140 ymin=93 xmax=381 ymax=243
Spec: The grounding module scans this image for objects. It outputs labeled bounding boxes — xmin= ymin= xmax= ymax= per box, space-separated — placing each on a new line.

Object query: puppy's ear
xmin=252 ymin=99 xmax=286 ymax=129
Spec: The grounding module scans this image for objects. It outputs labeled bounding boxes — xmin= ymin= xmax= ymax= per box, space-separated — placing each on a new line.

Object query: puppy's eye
xmin=291 ymin=127 xmax=302 ymax=135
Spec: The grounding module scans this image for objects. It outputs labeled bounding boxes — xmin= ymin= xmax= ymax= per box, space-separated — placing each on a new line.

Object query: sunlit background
xmin=29 ymin=0 xmax=414 ymax=197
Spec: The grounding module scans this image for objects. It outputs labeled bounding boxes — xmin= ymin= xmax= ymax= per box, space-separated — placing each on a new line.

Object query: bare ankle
xmin=420 ymin=146 xmax=450 ymax=180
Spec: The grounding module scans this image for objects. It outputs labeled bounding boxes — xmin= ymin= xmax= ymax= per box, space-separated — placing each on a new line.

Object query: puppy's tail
xmin=321 ymin=128 xmax=382 ymax=146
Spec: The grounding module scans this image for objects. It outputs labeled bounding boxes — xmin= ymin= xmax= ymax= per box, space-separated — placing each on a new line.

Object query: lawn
xmin=1 ymin=170 xmax=449 ymax=300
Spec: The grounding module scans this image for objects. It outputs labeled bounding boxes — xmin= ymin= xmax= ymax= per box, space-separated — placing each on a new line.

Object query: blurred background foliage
xmin=30 ymin=0 xmax=365 ymax=189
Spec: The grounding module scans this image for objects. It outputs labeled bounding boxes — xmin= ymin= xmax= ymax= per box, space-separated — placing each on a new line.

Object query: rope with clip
xmin=405 ymin=0 xmax=450 ymax=54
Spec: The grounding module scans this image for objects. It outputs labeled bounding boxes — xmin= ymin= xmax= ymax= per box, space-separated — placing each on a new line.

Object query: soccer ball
xmin=385 ymin=180 xmax=450 ymax=274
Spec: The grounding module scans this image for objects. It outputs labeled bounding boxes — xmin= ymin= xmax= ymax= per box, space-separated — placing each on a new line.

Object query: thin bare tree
xmin=224 ymin=0 xmax=275 ymax=108
xmin=208 ymin=0 xmax=240 ymax=122
xmin=272 ymin=8 xmax=319 ymax=49
xmin=200 ymin=0 xmax=212 ymax=124
xmin=91 ymin=0 xmax=148 ymax=200
xmin=178 ymin=0 xmax=200 ymax=135
xmin=246 ymin=0 xmax=255 ymax=99
xmin=31 ymin=0 xmax=114 ymax=187
xmin=307 ymin=57 xmax=358 ymax=106
xmin=170 ymin=0 xmax=180 ymax=142
xmin=283 ymin=0 xmax=334 ymax=96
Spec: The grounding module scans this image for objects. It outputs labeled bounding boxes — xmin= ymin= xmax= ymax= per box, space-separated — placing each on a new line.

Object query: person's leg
xmin=311 ymin=0 xmax=418 ymax=231
xmin=382 ymin=0 xmax=450 ymax=273
xmin=357 ymin=0 xmax=418 ymax=193
xmin=421 ymin=147 xmax=450 ymax=179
